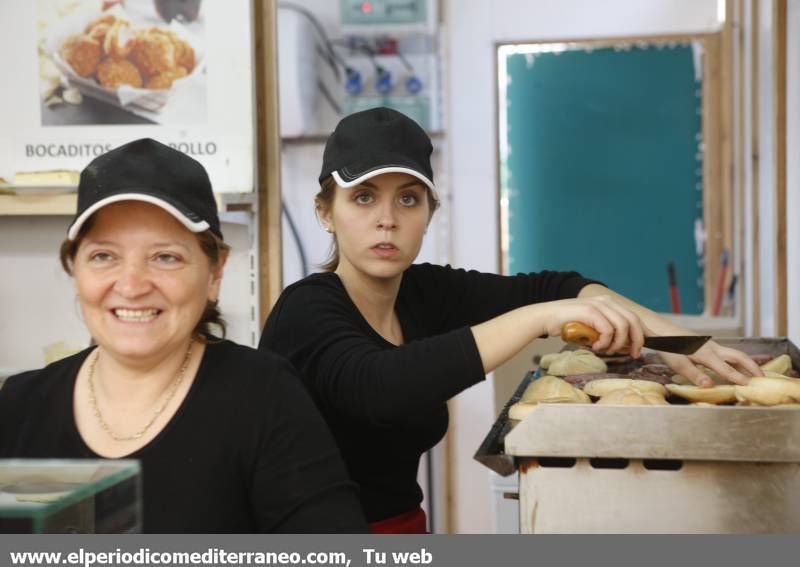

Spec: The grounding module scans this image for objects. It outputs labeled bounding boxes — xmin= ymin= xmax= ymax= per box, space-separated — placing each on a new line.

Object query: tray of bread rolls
xmin=475 ymin=338 xmax=800 ymax=475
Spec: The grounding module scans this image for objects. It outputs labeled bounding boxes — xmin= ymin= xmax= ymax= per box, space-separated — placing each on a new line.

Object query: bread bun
xmin=596 ymin=387 xmax=669 ymax=406
xmin=584 ymin=378 xmax=666 ymax=398
xmin=665 ymin=384 xmax=736 ymax=404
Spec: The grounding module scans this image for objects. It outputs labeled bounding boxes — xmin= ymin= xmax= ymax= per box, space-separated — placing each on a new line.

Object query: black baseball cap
xmin=319 ymin=107 xmax=438 ymax=200
xmin=68 ymin=138 xmax=223 ymax=240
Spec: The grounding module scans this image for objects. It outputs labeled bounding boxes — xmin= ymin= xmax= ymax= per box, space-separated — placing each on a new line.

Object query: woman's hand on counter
xmin=659 ymin=341 xmax=762 ymax=387
xmin=576 ymin=284 xmax=763 ymax=386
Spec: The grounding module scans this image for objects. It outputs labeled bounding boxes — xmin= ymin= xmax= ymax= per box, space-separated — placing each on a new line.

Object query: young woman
xmin=0 ymin=139 xmax=367 ymax=533
xmin=259 ymin=107 xmax=761 ymax=532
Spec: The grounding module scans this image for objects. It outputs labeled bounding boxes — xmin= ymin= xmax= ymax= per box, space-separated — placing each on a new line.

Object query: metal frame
xmin=254 ymin=0 xmax=284 ymax=324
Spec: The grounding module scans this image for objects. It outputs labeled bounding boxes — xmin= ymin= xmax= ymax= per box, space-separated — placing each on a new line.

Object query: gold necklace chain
xmin=87 ymin=341 xmax=194 ymax=442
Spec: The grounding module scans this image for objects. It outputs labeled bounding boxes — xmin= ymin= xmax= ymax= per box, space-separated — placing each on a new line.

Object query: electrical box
xmin=340 ymin=0 xmax=437 ymax=33
xmin=335 ymin=0 xmax=440 ymax=131
xmin=276 ymin=1 xmax=442 ymax=134
xmin=337 ymin=38 xmax=440 ymax=130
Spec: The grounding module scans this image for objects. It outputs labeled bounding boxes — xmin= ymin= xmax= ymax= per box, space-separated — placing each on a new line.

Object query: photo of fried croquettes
xmin=59 ymin=33 xmax=102 ymax=77
xmin=84 ymin=13 xmax=115 ymax=42
xmin=103 ymin=20 xmax=133 ymax=60
xmin=84 ymin=12 xmax=116 ymax=32
xmin=145 ymin=65 xmax=187 ymax=89
xmin=96 ymin=58 xmax=143 ymax=88
xmin=129 ymin=29 xmax=176 ymax=76
xmin=148 ymin=28 xmax=195 ymax=72
xmin=174 ymin=38 xmax=195 ymax=71
xmin=86 ymin=22 xmax=111 ymax=43
xmin=55 ymin=5 xmax=200 ymax=101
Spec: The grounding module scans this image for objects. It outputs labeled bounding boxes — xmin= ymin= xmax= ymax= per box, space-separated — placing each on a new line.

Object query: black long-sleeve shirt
xmin=0 ymin=340 xmax=367 ymax=533
xmin=259 ymin=263 xmax=600 ymax=522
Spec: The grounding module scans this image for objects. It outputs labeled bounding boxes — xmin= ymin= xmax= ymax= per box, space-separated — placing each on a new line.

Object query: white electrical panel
xmin=275 ymin=0 xmax=442 ymax=134
xmin=334 ymin=0 xmax=440 ymax=131
xmin=338 ymin=46 xmax=440 ymax=130
xmin=339 ymin=0 xmax=437 ymax=34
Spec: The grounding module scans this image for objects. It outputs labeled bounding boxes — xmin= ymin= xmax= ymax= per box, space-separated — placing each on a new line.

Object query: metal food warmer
xmin=0 ymin=459 xmax=141 ymax=533
xmin=475 ymin=338 xmax=800 ymax=533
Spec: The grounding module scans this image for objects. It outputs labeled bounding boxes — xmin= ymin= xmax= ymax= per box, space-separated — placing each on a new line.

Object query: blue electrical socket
xmin=345 ymin=68 xmax=363 ymax=95
xmin=405 ymin=75 xmax=423 ymax=94
xmin=375 ymin=68 xmax=393 ymax=95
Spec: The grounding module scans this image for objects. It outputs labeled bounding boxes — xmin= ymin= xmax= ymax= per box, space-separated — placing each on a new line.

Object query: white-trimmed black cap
xmin=68 ymin=138 xmax=222 ymax=240
xmin=319 ymin=107 xmax=438 ymax=200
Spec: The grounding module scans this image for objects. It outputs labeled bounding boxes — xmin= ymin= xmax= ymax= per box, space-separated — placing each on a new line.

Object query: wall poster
xmin=0 ymin=0 xmax=255 ymax=193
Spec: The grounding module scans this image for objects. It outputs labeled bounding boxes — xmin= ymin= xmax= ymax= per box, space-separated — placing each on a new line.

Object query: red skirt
xmin=368 ymin=506 xmax=427 ymax=534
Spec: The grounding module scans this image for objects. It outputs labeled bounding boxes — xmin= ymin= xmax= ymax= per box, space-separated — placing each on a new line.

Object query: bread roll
xmin=508 ymin=376 xmax=590 ymax=421
xmin=520 ymin=375 xmax=591 ymax=404
xmin=760 ymin=354 xmax=792 ymax=375
xmin=508 ymin=402 xmax=537 ymax=420
xmin=538 ymin=353 xmax=560 ymax=370
xmin=665 ymin=384 xmax=736 ymax=404
xmin=734 ymin=376 xmax=800 ymax=406
xmin=584 ymin=378 xmax=667 ymax=398
xmin=762 ymin=370 xmax=800 ymax=383
xmin=547 ymin=349 xmax=607 ymax=376
xmin=596 ymin=387 xmax=669 ymax=406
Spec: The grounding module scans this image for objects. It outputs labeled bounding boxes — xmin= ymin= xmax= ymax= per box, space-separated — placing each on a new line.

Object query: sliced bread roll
xmin=508 ymin=402 xmax=537 ymax=420
xmin=760 ymin=354 xmax=793 ymax=375
xmin=509 ymin=376 xmax=590 ymax=421
xmin=595 ymin=387 xmax=669 ymax=406
xmin=762 ymin=370 xmax=800 ymax=383
xmin=520 ymin=375 xmax=591 ymax=404
xmin=584 ymin=378 xmax=667 ymax=398
xmin=547 ymin=350 xmax=607 ymax=376
xmin=665 ymin=384 xmax=736 ymax=404
xmin=734 ymin=376 xmax=800 ymax=406
xmin=538 ymin=353 xmax=560 ymax=370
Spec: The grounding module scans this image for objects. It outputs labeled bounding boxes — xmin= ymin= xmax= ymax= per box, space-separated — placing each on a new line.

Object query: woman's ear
xmin=315 ymin=199 xmax=334 ymax=233
xmin=208 ymin=250 xmax=229 ymax=301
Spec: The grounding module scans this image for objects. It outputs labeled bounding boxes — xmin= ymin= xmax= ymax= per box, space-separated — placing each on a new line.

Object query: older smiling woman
xmin=0 ymin=139 xmax=366 ymax=533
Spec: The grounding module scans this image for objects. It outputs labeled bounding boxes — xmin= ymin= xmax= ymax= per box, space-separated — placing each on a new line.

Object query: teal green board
xmin=502 ymin=44 xmax=704 ymax=314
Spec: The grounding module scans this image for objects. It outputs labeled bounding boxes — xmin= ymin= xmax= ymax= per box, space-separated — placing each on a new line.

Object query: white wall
xmin=742 ymin=0 xmax=756 ymax=336
xmin=756 ymin=0 xmax=777 ymax=336
xmin=444 ymin=0 xmax=722 ymax=533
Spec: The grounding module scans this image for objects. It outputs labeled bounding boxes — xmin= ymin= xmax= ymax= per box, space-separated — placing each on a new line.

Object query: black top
xmin=0 ymin=341 xmax=367 ymax=533
xmin=259 ymin=263 xmax=600 ymax=522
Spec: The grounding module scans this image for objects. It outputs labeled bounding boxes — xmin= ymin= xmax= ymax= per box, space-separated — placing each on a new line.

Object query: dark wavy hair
xmin=60 ymin=218 xmax=231 ymax=341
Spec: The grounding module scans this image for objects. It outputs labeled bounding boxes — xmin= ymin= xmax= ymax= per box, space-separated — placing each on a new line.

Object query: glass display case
xmin=0 ymin=459 xmax=141 ymax=533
